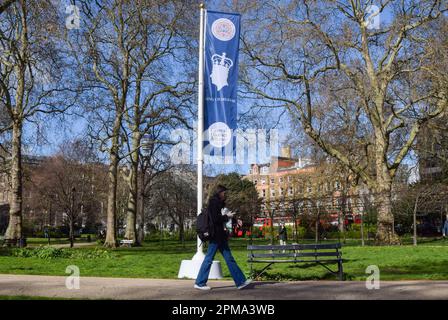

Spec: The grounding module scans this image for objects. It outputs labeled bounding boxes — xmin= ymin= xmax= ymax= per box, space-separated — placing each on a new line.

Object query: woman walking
xmin=194 ymin=185 xmax=252 ymax=290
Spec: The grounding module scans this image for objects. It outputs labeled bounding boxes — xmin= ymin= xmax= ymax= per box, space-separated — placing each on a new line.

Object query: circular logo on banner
xmin=211 ymin=18 xmax=236 ymax=41
xmin=208 ymin=122 xmax=232 ymax=148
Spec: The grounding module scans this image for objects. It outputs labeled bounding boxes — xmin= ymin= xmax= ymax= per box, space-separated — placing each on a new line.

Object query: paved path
xmin=1 ymin=274 xmax=448 ymax=299
xmin=26 ymin=242 xmax=96 ymax=248
xmin=46 ymin=242 xmax=96 ymax=249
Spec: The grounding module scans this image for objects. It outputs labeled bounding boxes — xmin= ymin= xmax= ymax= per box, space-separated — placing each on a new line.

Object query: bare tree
xmin=120 ymin=0 xmax=194 ymax=244
xmin=0 ymin=0 xmax=78 ymax=245
xmin=152 ymin=170 xmax=196 ymax=244
xmin=32 ymin=139 xmax=107 ymax=247
xmin=136 ymin=127 xmax=172 ymax=243
xmin=240 ymin=1 xmax=448 ymax=244
xmin=0 ymin=0 xmax=17 ymax=15
xmin=393 ymin=183 xmax=447 ymax=245
xmin=77 ymin=0 xmax=194 ymax=247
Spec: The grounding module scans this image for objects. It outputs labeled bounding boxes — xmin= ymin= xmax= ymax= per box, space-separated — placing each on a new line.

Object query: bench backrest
xmin=247 ymin=243 xmax=342 ymax=261
xmin=248 ymin=243 xmax=341 ymax=251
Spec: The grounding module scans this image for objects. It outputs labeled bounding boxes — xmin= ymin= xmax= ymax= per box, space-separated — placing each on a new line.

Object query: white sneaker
xmin=194 ymin=284 xmax=211 ymax=290
xmin=237 ymin=279 xmax=252 ymax=290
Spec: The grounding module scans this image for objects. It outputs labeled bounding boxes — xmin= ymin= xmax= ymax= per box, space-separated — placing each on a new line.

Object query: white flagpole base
xmin=192 ymin=249 xmax=206 ymax=261
xmin=178 ymin=259 xmax=223 ymax=279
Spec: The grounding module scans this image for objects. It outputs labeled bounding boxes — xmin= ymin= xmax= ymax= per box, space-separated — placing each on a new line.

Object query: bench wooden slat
xmin=249 ymin=252 xmax=340 ymax=258
xmin=249 ymin=259 xmax=341 ymax=264
xmin=247 ymin=243 xmax=341 ymax=250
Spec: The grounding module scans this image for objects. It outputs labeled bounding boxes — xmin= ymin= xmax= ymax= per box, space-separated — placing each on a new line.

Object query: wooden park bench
xmin=119 ymin=239 xmax=134 ymax=247
xmin=1 ymin=237 xmax=27 ymax=248
xmin=247 ymin=243 xmax=344 ymax=281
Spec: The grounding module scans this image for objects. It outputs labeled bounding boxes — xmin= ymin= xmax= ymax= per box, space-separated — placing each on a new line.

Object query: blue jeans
xmin=195 ymin=241 xmax=246 ymax=287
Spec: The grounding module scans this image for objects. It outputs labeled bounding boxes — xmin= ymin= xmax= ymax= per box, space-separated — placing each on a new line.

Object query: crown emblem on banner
xmin=212 ymin=52 xmax=233 ymax=68
xmin=210 ymin=52 xmax=233 ymax=91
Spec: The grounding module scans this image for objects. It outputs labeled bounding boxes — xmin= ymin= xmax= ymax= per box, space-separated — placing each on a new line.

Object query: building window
xmin=280 ymin=187 xmax=284 ymax=196
xmin=261 ymin=167 xmax=269 ymax=174
xmin=307 ymin=184 xmax=312 ymax=193
xmin=270 ymin=189 xmax=275 ymax=197
xmin=254 ymin=179 xmax=258 ymax=185
xmin=262 ymin=190 xmax=266 ymax=198
xmin=279 ymin=177 xmax=284 ymax=183
xmin=288 ymin=187 xmax=293 ymax=196
xmin=261 ymin=178 xmax=266 ymax=185
xmin=270 ymin=178 xmax=275 ymax=184
xmin=287 ymin=176 xmax=292 ymax=182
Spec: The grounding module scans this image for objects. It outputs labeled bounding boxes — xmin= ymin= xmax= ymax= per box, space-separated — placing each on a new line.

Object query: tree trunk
xmin=69 ymin=217 xmax=74 ymax=248
xmin=375 ymin=189 xmax=400 ymax=245
xmin=338 ymin=201 xmax=345 ymax=243
xmin=413 ymin=195 xmax=419 ymax=246
xmin=4 ymin=121 xmax=23 ymax=245
xmin=360 ymin=212 xmax=365 ymax=246
xmin=374 ymin=135 xmax=400 ymax=245
xmin=293 ymin=212 xmax=299 ymax=243
xmin=104 ymin=115 xmax=122 ymax=248
xmin=338 ymin=210 xmax=345 ymax=233
xmin=69 ymin=188 xmax=75 ymax=248
xmin=137 ymin=170 xmax=146 ymax=244
xmin=104 ymin=158 xmax=118 ymax=248
xmin=124 ymin=131 xmax=140 ymax=244
xmin=179 ymin=219 xmax=184 ymax=244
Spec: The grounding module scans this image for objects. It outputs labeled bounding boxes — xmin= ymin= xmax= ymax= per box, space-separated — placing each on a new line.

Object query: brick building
xmin=243 ymin=147 xmax=364 ymax=225
xmin=417 ymin=119 xmax=448 ymax=182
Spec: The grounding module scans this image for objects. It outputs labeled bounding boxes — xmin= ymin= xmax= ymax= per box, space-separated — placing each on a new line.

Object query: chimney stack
xmin=280 ymin=146 xmax=291 ymax=159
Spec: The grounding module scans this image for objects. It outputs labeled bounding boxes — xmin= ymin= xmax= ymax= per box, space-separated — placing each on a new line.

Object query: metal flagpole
xmin=177 ymin=3 xmax=222 ymax=279
xmin=192 ymin=2 xmax=206 ymax=261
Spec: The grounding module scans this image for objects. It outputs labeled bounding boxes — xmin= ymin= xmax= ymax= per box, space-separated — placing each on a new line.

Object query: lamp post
xmin=70 ymin=186 xmax=75 ymax=248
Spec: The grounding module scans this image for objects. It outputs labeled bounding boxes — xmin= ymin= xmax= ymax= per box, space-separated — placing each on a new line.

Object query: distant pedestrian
xmin=278 ymin=222 xmax=287 ymax=246
xmin=194 ymin=185 xmax=252 ymax=291
xmin=443 ymin=215 xmax=448 ymax=239
xmin=44 ymin=227 xmax=50 ymax=245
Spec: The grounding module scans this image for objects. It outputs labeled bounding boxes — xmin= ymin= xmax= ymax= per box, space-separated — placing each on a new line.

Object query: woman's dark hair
xmin=215 ymin=184 xmax=228 ymax=195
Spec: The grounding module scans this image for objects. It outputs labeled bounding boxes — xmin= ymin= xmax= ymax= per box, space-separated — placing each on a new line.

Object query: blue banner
xmin=203 ymin=10 xmax=240 ymax=153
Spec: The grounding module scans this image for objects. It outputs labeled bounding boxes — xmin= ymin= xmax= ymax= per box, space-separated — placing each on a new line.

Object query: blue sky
xmin=22 ymin=0 xmax=421 ymax=180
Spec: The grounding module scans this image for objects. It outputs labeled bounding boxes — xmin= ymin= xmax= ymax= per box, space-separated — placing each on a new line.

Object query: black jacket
xmin=278 ymin=226 xmax=287 ymax=241
xmin=207 ymin=195 xmax=229 ymax=244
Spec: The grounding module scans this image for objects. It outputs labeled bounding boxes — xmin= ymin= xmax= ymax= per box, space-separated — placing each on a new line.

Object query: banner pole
xmin=178 ymin=4 xmax=223 ymax=279
xmin=192 ymin=3 xmax=206 ymax=261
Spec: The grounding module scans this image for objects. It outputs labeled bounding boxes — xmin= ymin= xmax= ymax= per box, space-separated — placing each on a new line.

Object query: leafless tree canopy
xmin=239 ymin=0 xmax=448 ymax=244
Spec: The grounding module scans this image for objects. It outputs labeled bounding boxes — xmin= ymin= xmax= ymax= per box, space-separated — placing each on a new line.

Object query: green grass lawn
xmin=1 ymin=238 xmax=448 ymax=281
